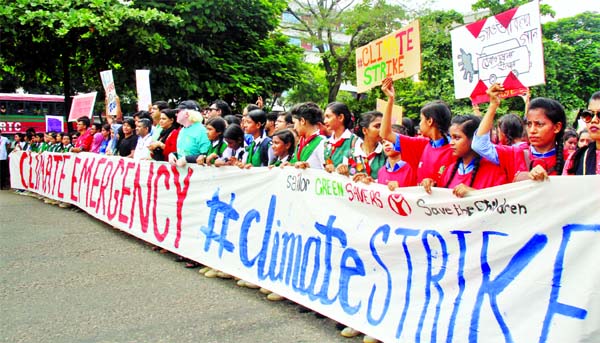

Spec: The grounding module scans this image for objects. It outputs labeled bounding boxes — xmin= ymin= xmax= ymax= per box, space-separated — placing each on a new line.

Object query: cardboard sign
xmin=100 ymin=70 xmax=118 ymax=117
xmin=9 ymin=151 xmax=600 ymax=343
xmin=67 ymin=92 xmax=97 ymax=122
xmin=356 ymin=21 xmax=421 ymax=93
xmin=376 ymin=98 xmax=403 ymax=124
xmin=136 ymin=70 xmax=152 ymax=111
xmin=451 ymin=2 xmax=544 ymax=104
xmin=45 ymin=115 xmax=64 ymax=132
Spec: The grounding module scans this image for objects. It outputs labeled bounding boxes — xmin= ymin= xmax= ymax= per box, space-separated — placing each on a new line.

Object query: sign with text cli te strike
xmin=355 ymin=20 xmax=421 ymax=93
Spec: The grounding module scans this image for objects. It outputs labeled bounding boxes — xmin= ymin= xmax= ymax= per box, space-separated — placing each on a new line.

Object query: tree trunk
xmin=61 ymin=49 xmax=72 ymax=122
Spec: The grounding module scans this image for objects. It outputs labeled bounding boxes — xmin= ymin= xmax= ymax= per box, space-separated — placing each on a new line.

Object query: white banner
xmin=135 ymin=69 xmax=152 ymax=111
xmin=451 ymin=2 xmax=544 ymax=102
xmin=100 ymin=70 xmax=118 ymax=118
xmin=9 ymin=151 xmax=600 ymax=343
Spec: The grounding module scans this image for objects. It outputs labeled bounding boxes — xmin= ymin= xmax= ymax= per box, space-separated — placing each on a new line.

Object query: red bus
xmin=0 ymin=93 xmax=67 ymax=134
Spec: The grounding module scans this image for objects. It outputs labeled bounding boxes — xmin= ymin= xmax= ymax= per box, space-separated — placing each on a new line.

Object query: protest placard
xmin=136 ymin=70 xmax=152 ymax=111
xmin=356 ymin=21 xmax=421 ymax=93
xmin=67 ymin=92 xmax=97 ymax=122
xmin=100 ymin=70 xmax=118 ymax=117
xmin=451 ymin=2 xmax=544 ymax=104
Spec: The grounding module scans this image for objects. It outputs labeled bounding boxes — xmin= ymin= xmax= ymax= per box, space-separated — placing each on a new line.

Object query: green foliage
xmin=284 ymin=63 xmax=329 ymax=107
xmin=0 ymin=0 xmax=307 ymax=115
xmin=471 ymin=0 xmax=554 ymax=17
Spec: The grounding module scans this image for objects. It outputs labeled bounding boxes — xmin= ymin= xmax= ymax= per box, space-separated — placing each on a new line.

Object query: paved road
xmin=0 ymin=190 xmax=363 ymax=343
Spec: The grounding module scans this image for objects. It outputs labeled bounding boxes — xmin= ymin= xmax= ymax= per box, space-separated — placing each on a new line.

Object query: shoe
xmin=236 ymin=279 xmax=247 ymax=287
xmin=363 ymin=335 xmax=378 ymax=343
xmin=58 ymin=202 xmax=71 ymax=208
xmin=243 ymin=281 xmax=260 ymax=289
xmin=151 ymin=246 xmax=160 ymax=251
xmin=267 ymin=292 xmax=284 ymax=301
xmin=259 ymin=287 xmax=272 ymax=295
xmin=204 ymin=269 xmax=218 ymax=278
xmin=341 ymin=327 xmax=361 ymax=338
xmin=185 ymin=262 xmax=200 ymax=268
xmin=174 ymin=256 xmax=186 ymax=263
xmin=159 ymin=249 xmax=168 ymax=254
xmin=198 ymin=266 xmax=210 ymax=275
xmin=297 ymin=306 xmax=311 ymax=313
xmin=216 ymin=271 xmax=232 ymax=279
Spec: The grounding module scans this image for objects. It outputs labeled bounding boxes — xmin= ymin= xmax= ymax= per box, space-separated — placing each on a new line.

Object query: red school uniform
xmin=441 ymin=158 xmax=508 ymax=190
xmin=394 ymin=134 xmax=454 ymax=185
xmin=377 ymin=161 xmax=416 ymax=188
xmin=496 ymin=145 xmax=560 ymax=179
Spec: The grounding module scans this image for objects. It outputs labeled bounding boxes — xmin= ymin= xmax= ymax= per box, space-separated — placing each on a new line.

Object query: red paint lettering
xmin=117 ymin=161 xmax=136 ymax=224
xmin=171 ymin=165 xmax=193 ymax=248
xmin=130 ymin=163 xmax=154 ymax=233
xmin=71 ymin=157 xmax=82 ymax=202
xmin=153 ymin=165 xmax=171 ymax=242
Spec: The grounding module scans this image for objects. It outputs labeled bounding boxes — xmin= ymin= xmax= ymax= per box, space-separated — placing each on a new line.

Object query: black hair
xmin=290 ymin=102 xmax=323 ymax=126
xmin=392 ymin=124 xmax=407 ymax=136
xmin=266 ymin=112 xmax=279 ymax=122
xmin=102 ymin=124 xmax=111 ymax=132
xmin=444 ymin=115 xmax=482 ymax=188
xmin=326 ymin=102 xmax=354 ymax=130
xmin=245 ymin=104 xmax=260 ymax=113
xmin=278 ymin=112 xmax=293 ymax=125
xmin=223 ymin=124 xmax=245 ymax=147
xmin=160 ymin=109 xmax=180 ymax=129
xmin=247 ymin=109 xmax=267 ymax=134
xmin=421 ymin=100 xmax=451 ymax=139
xmin=77 ymin=116 xmax=90 ymax=128
xmin=206 ymin=117 xmax=227 ymax=138
xmin=272 ymin=129 xmax=296 ymax=158
xmin=92 ymin=123 xmax=101 ymax=131
xmin=153 ymin=100 xmax=169 ymax=111
xmin=138 ymin=118 xmax=152 ymax=129
xmin=356 ymin=111 xmax=382 ymax=139
xmin=133 ymin=111 xmax=152 ymax=121
xmin=402 ymin=118 xmax=416 ymax=137
xmin=563 ymin=129 xmax=577 ymax=144
xmin=498 ymin=114 xmax=524 ymax=146
xmin=223 ymin=114 xmax=241 ymax=126
xmin=212 ymin=100 xmax=232 ymax=116
xmin=528 ymin=97 xmax=566 ymax=174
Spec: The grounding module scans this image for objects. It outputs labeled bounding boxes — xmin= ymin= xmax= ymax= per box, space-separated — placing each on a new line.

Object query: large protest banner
xmin=9 ymin=151 xmax=600 ymax=342
xmin=356 ymin=21 xmax=421 ymax=93
xmin=451 ymin=2 xmax=544 ymax=104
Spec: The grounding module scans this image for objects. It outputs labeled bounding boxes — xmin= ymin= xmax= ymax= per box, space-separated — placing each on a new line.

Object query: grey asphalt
xmin=0 ymin=190 xmax=363 ymax=343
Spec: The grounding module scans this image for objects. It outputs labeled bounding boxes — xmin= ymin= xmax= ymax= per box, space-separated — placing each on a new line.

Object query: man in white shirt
xmin=0 ymin=130 xmax=11 ymax=189
xmin=133 ymin=118 xmax=153 ymax=161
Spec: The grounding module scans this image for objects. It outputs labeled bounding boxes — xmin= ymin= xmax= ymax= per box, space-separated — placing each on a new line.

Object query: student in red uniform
xmin=379 ymin=77 xmax=454 ymax=186
xmin=377 ymin=139 xmax=416 ymax=191
xmin=496 ymin=113 xmax=528 ymax=150
xmin=288 ymin=102 xmax=326 ymax=169
xmin=472 ymin=83 xmax=567 ymax=181
xmin=422 ymin=115 xmax=508 ymax=197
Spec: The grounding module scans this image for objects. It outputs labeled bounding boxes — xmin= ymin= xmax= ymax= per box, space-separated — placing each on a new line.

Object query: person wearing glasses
xmin=205 ymin=99 xmax=232 ymax=120
xmin=563 ymin=91 xmax=600 ymax=175
xmin=472 ymin=83 xmax=568 ymax=182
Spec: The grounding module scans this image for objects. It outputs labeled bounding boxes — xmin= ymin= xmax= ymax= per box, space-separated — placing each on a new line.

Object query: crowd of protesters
xmin=1 ymin=81 xmax=599 ymax=343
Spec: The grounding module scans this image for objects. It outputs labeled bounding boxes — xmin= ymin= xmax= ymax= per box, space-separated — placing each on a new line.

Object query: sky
xmin=408 ymin=0 xmax=597 ymax=21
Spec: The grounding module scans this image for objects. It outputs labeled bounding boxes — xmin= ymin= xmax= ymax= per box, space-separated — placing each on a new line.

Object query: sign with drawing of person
xmin=450 ymin=2 xmax=545 ymax=104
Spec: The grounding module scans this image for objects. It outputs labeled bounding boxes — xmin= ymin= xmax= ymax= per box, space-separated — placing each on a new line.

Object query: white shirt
xmin=0 ymin=136 xmax=9 ymax=160
xmin=133 ymin=134 xmax=153 ymax=160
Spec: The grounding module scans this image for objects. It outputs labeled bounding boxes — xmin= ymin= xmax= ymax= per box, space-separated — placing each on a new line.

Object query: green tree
xmin=0 ymin=0 xmax=181 ymax=112
xmin=536 ymin=12 xmax=600 ymax=111
xmin=285 ymin=0 xmax=406 ymax=103
xmin=130 ymin=0 xmax=307 ymax=110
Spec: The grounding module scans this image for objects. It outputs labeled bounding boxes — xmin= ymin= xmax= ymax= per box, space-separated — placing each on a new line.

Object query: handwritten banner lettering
xmin=356 ymin=21 xmax=421 ymax=93
xmin=451 ymin=2 xmax=545 ymax=102
xmin=9 ymin=151 xmax=600 ymax=343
